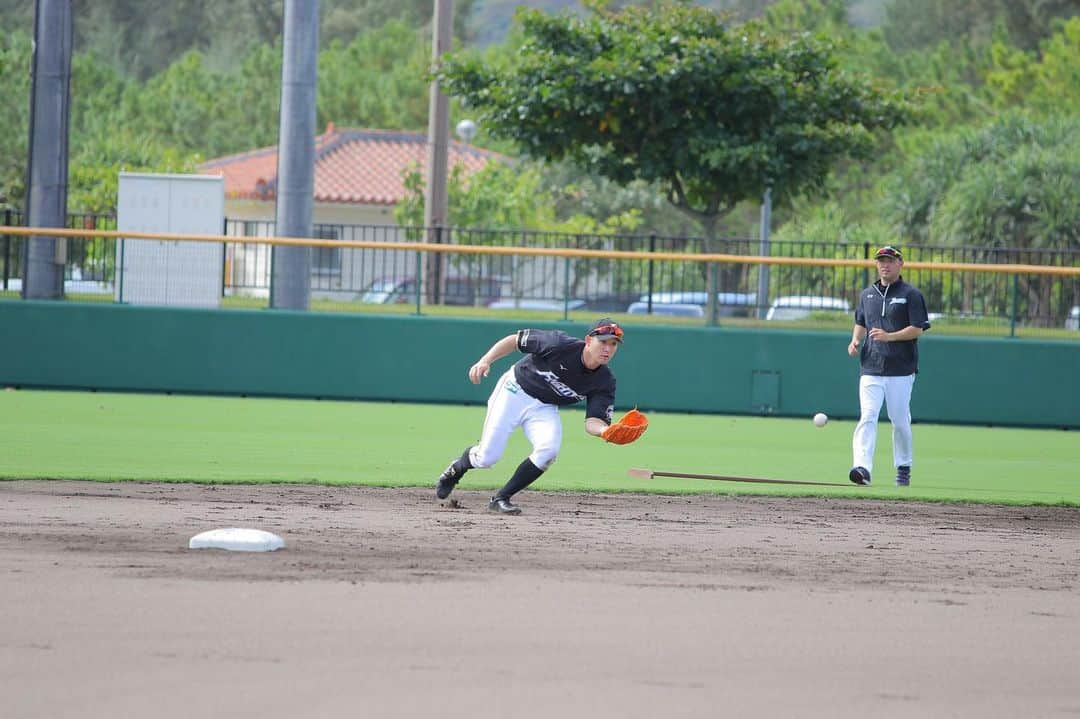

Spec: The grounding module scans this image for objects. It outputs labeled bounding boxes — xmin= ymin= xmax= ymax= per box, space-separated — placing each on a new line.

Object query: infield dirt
xmin=2 ymin=480 xmax=1078 ymax=718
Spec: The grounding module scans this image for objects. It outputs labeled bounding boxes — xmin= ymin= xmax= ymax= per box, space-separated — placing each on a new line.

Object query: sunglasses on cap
xmin=588 ymin=323 xmax=624 ymax=342
xmin=874 ymin=246 xmax=902 ymax=260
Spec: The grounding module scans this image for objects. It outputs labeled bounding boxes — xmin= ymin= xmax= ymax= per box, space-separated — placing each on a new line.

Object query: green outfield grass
xmin=1 ymin=389 xmax=1076 ymax=506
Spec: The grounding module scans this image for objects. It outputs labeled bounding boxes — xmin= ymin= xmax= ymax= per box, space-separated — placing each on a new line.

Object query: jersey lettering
xmin=513 ymin=328 xmax=616 ymax=419
xmin=533 ymin=370 xmax=586 ymax=401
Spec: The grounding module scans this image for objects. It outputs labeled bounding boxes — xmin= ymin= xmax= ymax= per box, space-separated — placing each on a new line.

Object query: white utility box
xmin=116 ymin=172 xmax=224 ymax=308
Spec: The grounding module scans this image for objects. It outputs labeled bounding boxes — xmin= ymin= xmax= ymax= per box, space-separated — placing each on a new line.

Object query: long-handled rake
xmin=628 ymin=467 xmax=852 ymax=488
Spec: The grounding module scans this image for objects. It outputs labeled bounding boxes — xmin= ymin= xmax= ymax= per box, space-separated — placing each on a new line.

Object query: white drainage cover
xmin=188 ymin=528 xmax=285 ymax=552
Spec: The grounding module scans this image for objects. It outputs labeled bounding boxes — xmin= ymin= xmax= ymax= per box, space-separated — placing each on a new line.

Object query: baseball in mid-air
xmin=813 ymin=412 xmax=828 ymax=427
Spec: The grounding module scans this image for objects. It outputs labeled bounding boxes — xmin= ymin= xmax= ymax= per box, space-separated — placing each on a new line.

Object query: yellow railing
xmin=2 ymin=225 xmax=1077 ymax=277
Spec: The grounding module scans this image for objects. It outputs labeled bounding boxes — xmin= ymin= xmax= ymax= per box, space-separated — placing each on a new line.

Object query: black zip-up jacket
xmin=854 ymin=277 xmax=931 ymax=376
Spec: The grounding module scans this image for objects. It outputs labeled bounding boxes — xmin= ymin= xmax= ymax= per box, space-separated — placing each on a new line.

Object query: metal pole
xmin=270 ymin=0 xmax=319 ymax=311
xmin=562 ymin=254 xmax=571 ymax=321
xmin=755 ymin=187 xmax=772 ymax=319
xmin=424 ymin=0 xmax=453 ymax=305
xmin=117 ymin=238 xmax=125 ymax=303
xmin=704 ymin=218 xmax=719 ymax=326
xmin=862 ymin=242 xmax=870 ymax=290
xmin=2 ymin=208 xmax=10 ymax=290
xmin=414 ymin=248 xmax=423 ymax=315
xmin=23 ymin=0 xmax=72 ymax=300
xmin=646 ymin=233 xmax=656 ymax=314
xmin=706 ymin=263 xmax=718 ymax=326
xmin=1009 ymin=273 xmax=1018 ymax=338
xmin=423 ymin=0 xmax=452 ymax=231
xmin=423 ymin=0 xmax=453 ymax=229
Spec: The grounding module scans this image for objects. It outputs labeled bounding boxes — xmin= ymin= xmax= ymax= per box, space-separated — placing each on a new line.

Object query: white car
xmin=765 ymin=295 xmax=851 ymax=321
xmin=1067 ymin=306 xmax=1080 ymax=331
xmin=487 ymin=298 xmax=586 ymax=311
xmin=631 ymin=291 xmax=756 ymax=317
xmin=359 ymin=275 xmax=510 ymax=307
xmin=626 ymin=301 xmax=704 ymax=317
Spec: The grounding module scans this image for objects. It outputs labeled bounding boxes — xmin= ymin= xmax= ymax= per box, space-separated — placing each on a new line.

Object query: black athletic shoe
xmin=435 ymin=466 xmax=460 ymax=500
xmin=488 ymin=496 xmax=522 ymax=515
xmin=849 ymin=466 xmax=871 ymax=486
xmin=896 ymin=466 xmax=911 ymax=487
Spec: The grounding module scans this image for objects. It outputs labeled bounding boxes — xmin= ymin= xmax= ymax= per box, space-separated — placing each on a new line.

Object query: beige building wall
xmin=222 ymin=198 xmax=396 ymax=227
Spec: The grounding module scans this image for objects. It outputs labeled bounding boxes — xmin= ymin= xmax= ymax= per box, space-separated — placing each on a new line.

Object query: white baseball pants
xmin=468 ymin=369 xmax=562 ymax=471
xmin=852 ymin=374 xmax=916 ymax=475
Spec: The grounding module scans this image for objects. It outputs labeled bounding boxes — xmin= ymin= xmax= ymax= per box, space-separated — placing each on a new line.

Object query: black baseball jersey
xmin=854 ymin=277 xmax=931 ymax=376
xmin=512 ymin=329 xmax=616 ymax=423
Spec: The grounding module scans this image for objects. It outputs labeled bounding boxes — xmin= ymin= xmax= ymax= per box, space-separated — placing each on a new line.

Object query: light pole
xmin=23 ymin=0 xmax=71 ymax=300
xmin=423 ymin=0 xmax=453 ymax=305
xmin=756 ymin=186 xmax=772 ymax=319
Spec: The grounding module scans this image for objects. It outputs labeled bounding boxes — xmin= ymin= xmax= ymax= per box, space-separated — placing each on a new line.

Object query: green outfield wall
xmin=1 ymin=301 xmax=1076 ymax=428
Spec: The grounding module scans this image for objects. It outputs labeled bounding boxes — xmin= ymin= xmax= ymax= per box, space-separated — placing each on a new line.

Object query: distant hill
xmin=465 ymin=0 xmax=887 ymax=47
xmin=465 ymin=0 xmax=586 ymax=47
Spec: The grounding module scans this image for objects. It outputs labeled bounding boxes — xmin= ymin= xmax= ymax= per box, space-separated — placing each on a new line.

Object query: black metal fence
xmin=3 ymin=211 xmax=1078 ymax=329
xmin=1 ymin=209 xmax=117 ymax=292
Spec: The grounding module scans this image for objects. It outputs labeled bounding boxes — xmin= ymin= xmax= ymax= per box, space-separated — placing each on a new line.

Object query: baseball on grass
xmin=813 ymin=412 xmax=828 ymax=427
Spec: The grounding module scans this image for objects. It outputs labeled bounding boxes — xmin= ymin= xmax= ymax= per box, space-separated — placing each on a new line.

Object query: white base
xmin=188 ymin=528 xmax=284 ymax=552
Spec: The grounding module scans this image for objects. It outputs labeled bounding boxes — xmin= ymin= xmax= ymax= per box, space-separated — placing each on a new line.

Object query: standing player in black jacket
xmin=847 ymin=246 xmax=931 ymax=487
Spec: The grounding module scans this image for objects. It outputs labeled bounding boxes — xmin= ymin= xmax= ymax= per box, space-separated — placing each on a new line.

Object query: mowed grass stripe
xmin=1 ymin=389 xmax=1076 ymax=506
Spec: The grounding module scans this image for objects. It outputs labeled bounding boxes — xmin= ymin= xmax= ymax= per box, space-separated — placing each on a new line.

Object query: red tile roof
xmin=199 ymin=124 xmax=505 ymax=205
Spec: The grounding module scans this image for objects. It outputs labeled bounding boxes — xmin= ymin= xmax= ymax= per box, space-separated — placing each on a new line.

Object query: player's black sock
xmin=495 ymin=458 xmax=544 ymax=499
xmin=446 ymin=447 xmax=474 ymax=479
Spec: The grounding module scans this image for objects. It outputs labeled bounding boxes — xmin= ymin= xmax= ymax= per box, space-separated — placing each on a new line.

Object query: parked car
xmin=359 ymin=275 xmax=508 ymax=306
xmin=765 ymin=295 xmax=851 ymax=321
xmin=626 ymin=301 xmax=704 ymax=317
xmin=630 ymin=291 xmax=757 ymax=317
xmin=487 ymin=298 xmax=587 ymax=311
xmin=1067 ymin=306 xmax=1080 ymax=331
xmin=2 ymin=277 xmax=114 ymax=295
xmin=358 ymin=278 xmax=410 ymax=304
xmin=576 ymin=293 xmax=641 ymax=313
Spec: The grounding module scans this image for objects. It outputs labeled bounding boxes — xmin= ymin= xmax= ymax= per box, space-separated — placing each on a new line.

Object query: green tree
xmin=69 ymin=133 xmax=195 ymax=213
xmin=986 ymin=16 xmax=1080 ymax=116
xmin=539 ymin=159 xmax=700 ymax=239
xmin=773 ymin=199 xmax=893 ymax=248
xmin=119 ymin=51 xmax=225 ymax=155
xmin=0 ymin=0 xmax=480 ymax=80
xmin=225 ymin=42 xmax=286 ymax=151
xmin=881 ymin=0 xmax=1078 ymax=54
xmin=0 ymin=31 xmax=31 ymax=206
xmin=73 ymin=0 xmax=220 ymax=81
xmin=883 ymin=112 xmax=1079 ymax=324
xmin=56 ymin=13 xmax=443 ymax=212
xmin=885 ymin=112 xmax=1079 ymax=250
xmin=395 ymin=161 xmax=554 ymax=230
xmin=395 ymin=159 xmax=645 ymax=299
xmin=322 ymin=0 xmax=477 ymax=45
xmin=318 ymin=18 xmax=431 ymax=132
xmin=438 ymin=1 xmax=912 ymax=320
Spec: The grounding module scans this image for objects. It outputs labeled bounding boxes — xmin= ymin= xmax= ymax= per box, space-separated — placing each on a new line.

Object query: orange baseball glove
xmin=601 ymin=408 xmax=649 ymax=445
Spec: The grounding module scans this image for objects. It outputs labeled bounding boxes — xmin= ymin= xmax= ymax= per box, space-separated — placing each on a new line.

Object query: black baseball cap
xmin=588 ymin=318 xmax=624 ymax=343
xmin=874 ymin=245 xmax=903 ymax=260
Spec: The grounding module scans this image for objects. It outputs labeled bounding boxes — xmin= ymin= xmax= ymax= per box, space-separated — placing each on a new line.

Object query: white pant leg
xmin=521 ymin=402 xmax=562 ymax=470
xmin=853 ymin=375 xmax=886 ymax=473
xmin=884 ymin=374 xmax=916 ymax=469
xmin=470 ymin=369 xmax=535 ymax=468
